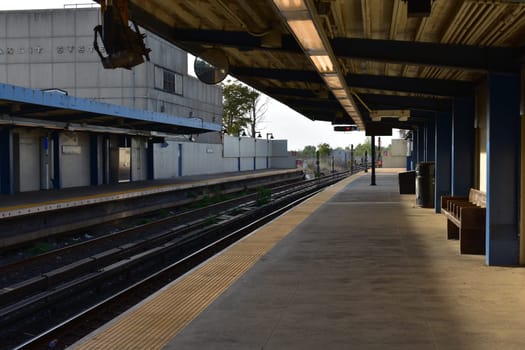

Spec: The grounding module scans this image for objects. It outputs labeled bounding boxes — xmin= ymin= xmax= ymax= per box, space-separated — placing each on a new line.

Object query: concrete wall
xmin=152 ymin=136 xmax=297 ymax=179
xmin=382 ymin=139 xmax=408 ymax=168
xmin=181 ymin=142 xmax=225 ymax=175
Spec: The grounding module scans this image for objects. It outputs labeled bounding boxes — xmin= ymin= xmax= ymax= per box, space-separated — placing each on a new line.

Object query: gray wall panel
xmin=7 ymin=13 xmax=29 ymax=38
xmin=31 ymin=63 xmax=53 ymax=89
xmin=52 ymin=62 xmax=74 ymax=87
xmin=8 ymin=64 xmax=30 ymax=86
xmin=60 ymin=132 xmax=90 ymax=188
xmin=18 ymin=132 xmax=40 ymax=192
xmin=30 ymin=12 xmax=53 ymax=37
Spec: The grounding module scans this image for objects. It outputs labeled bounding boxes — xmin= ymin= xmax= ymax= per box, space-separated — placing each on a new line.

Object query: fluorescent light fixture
xmin=273 ymin=0 xmax=364 ymax=127
xmin=322 ymin=74 xmax=343 ymax=89
xmin=287 ymin=20 xmax=324 ymax=51
xmin=332 ymin=89 xmax=347 ymax=98
xmin=310 ymin=55 xmax=334 ymax=72
xmin=273 ymin=0 xmax=307 ymax=11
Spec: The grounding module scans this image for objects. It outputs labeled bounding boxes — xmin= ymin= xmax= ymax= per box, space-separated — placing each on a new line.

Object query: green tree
xmin=221 ymin=80 xmax=264 ymax=137
xmin=353 ymin=138 xmax=371 ymax=157
xmin=302 ymin=145 xmax=316 ymax=158
xmin=317 ymin=143 xmax=332 ymax=157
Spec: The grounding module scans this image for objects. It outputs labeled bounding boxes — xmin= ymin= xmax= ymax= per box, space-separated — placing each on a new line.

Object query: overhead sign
xmin=334 ymin=125 xmax=358 ymax=132
xmin=365 ymin=125 xmax=392 ymax=136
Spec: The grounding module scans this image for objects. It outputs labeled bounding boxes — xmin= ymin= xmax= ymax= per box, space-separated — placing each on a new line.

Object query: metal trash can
xmin=415 ymin=161 xmax=435 ymax=208
xmin=398 ymin=171 xmax=416 ymax=194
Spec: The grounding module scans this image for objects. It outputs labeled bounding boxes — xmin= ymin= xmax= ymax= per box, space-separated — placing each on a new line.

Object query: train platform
xmin=0 ymin=168 xmax=301 ymax=218
xmin=72 ymin=169 xmax=525 ymax=350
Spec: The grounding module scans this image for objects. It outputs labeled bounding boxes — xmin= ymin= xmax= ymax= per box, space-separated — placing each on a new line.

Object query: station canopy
xmin=0 ymin=83 xmax=220 ymax=136
xmin=119 ymin=0 xmax=524 ymax=132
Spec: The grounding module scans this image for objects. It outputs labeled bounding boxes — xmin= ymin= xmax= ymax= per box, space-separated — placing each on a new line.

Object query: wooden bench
xmin=441 ymin=189 xmax=486 ymax=255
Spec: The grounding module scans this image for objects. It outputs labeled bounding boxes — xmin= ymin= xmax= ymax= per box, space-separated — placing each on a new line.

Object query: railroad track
xmin=2 ymin=170 xmax=357 ymax=349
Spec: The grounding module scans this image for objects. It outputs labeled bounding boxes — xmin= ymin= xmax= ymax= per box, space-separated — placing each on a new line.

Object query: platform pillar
xmin=90 ymin=134 xmax=99 ymax=186
xmin=0 ymin=128 xmax=13 ymax=194
xmin=434 ymin=112 xmax=452 ymax=213
xmin=452 ymin=96 xmax=475 ymax=195
xmin=412 ymin=128 xmax=419 ymax=166
xmin=370 ymin=135 xmax=376 ymax=185
xmin=426 ymin=120 xmax=435 ymax=162
xmin=486 ymin=73 xmax=520 ymax=266
xmin=52 ymin=132 xmax=61 ymax=189
xmin=147 ymin=139 xmax=154 ymax=180
xmin=178 ymin=143 xmax=183 ymax=176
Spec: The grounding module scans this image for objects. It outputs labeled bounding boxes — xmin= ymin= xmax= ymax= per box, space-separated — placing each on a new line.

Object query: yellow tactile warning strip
xmin=73 ymin=173 xmax=361 ymax=350
xmin=0 ymin=169 xmax=299 ymax=218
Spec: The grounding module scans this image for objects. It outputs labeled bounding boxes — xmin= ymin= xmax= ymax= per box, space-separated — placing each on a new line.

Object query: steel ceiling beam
xmin=345 ymin=73 xmax=474 ymax=97
xmin=230 ymin=67 xmax=320 ymax=83
xmin=357 ymin=93 xmax=453 ymax=112
xmin=233 ymin=66 xmax=474 ymax=97
xmin=332 ymin=38 xmax=519 ymax=73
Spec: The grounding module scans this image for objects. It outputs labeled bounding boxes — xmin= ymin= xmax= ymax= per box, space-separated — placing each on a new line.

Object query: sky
xmin=0 ymin=0 xmax=396 ymax=151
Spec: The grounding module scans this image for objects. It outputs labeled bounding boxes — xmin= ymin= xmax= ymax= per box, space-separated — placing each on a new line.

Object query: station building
xmin=0 ymin=7 xmax=295 ymax=194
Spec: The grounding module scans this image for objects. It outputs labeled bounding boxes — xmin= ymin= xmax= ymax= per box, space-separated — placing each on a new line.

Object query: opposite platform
xmin=73 ymin=171 xmax=525 ymax=350
xmin=0 ymin=169 xmax=300 ymax=218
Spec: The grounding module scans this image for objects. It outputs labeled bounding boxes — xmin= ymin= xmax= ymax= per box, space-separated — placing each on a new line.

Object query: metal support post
xmin=371 ymin=135 xmax=376 ymax=186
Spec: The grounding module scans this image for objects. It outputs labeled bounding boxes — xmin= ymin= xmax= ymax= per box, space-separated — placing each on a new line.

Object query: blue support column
xmin=52 ymin=132 xmax=61 ymax=189
xmin=486 ymin=73 xmax=520 ymax=266
xmin=146 ymin=140 xmax=154 ymax=180
xmin=90 ymin=134 xmax=99 ymax=186
xmin=452 ymin=96 xmax=475 ymax=195
xmin=434 ymin=112 xmax=452 ymax=212
xmin=178 ymin=143 xmax=183 ymax=177
xmin=417 ymin=126 xmax=425 ymax=163
xmin=0 ymin=128 xmax=13 ymax=194
xmin=412 ymin=127 xmax=424 ymax=168
xmin=426 ymin=120 xmax=436 ymax=162
xmin=411 ymin=131 xmax=418 ymax=169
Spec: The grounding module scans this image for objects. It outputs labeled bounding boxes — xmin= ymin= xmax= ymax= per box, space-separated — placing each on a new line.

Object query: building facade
xmin=0 ymin=8 xmax=295 ymax=193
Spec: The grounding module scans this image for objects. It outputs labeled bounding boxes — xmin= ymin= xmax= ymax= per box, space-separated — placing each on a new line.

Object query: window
xmin=154 ymin=65 xmax=183 ymax=95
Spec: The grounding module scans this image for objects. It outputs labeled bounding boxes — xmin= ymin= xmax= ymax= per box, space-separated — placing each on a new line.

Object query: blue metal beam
xmin=486 ymin=73 xmax=520 ymax=266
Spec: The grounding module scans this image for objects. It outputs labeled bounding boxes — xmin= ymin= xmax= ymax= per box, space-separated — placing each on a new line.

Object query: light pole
xmin=238 ymin=130 xmax=246 ymax=172
xmin=350 ymin=144 xmax=354 ymax=173
xmin=266 ymin=133 xmax=273 ymax=169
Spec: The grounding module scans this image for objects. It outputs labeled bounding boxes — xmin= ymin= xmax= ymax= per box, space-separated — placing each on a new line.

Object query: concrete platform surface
xmin=162 ymin=171 xmax=525 ymax=350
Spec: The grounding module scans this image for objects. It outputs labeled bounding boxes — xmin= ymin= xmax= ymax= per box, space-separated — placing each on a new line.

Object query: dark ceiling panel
xmin=346 ymin=74 xmax=474 ymax=97
xmin=358 ymin=93 xmax=452 ymax=112
xmin=332 ymin=38 xmax=520 ymax=73
xmin=231 ymin=67 xmax=320 ymax=83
